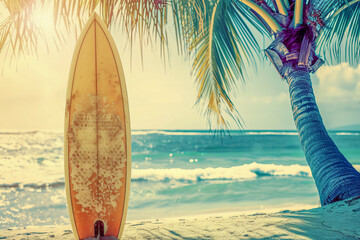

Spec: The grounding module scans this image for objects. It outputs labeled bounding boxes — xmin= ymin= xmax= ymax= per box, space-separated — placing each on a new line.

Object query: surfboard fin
xmin=99 ymin=237 xmax=119 ymax=240
xmin=95 ymin=220 xmax=105 ymax=237
xmin=83 ymin=220 xmax=120 ymax=240
xmin=84 ymin=236 xmax=119 ymax=240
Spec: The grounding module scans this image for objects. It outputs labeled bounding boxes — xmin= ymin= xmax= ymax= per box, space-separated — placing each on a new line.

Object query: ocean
xmin=1 ymin=130 xmax=360 ymax=229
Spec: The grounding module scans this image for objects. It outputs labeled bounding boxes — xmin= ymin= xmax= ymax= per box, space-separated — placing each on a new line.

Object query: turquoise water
xmin=1 ymin=130 xmax=360 ymax=228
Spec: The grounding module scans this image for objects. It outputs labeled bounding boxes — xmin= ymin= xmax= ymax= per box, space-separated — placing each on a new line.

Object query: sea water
xmin=1 ymin=130 xmax=360 ymax=228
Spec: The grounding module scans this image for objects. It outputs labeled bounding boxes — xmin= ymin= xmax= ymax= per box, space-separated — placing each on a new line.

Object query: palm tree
xmin=1 ymin=0 xmax=360 ymax=206
xmin=171 ymin=0 xmax=360 ymax=206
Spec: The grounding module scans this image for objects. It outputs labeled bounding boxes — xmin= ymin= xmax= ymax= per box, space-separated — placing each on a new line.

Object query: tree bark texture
xmin=286 ymin=68 xmax=360 ymax=205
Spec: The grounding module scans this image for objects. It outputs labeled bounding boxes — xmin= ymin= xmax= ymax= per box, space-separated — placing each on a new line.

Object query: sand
xmin=2 ymin=197 xmax=360 ymax=239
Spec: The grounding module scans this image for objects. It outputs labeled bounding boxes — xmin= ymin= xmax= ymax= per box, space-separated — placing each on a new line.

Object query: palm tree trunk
xmin=287 ymin=68 xmax=360 ymax=205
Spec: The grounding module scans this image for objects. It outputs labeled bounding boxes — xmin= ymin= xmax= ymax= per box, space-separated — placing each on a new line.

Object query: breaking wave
xmin=131 ymin=130 xmax=299 ymax=136
xmin=3 ymin=163 xmax=360 ymax=189
xmin=0 ymin=163 xmax=313 ymax=189
xmin=131 ymin=163 xmax=312 ymax=182
xmin=335 ymin=132 xmax=360 ymax=136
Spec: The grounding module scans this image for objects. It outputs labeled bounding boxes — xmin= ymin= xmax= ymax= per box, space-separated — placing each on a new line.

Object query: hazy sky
xmin=1 ymin=9 xmax=360 ymax=131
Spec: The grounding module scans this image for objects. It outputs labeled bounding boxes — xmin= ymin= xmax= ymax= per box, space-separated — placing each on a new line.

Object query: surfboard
xmin=64 ymin=13 xmax=131 ymax=240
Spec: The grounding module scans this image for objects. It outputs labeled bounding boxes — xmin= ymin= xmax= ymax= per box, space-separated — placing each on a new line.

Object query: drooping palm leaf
xmin=0 ymin=16 xmax=11 ymax=53
xmin=173 ymin=0 xmax=268 ymax=128
xmin=53 ymin=0 xmax=168 ymax=57
xmin=0 ymin=0 xmax=169 ymax=58
xmin=0 ymin=0 xmax=48 ymax=56
xmin=314 ymin=0 xmax=360 ymax=66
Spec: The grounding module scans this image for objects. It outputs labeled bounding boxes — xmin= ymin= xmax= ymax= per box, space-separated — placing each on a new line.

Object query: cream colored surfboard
xmin=64 ymin=13 xmax=131 ymax=239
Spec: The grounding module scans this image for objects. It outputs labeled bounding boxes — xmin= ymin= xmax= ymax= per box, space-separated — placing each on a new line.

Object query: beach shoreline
xmin=2 ymin=197 xmax=360 ymax=239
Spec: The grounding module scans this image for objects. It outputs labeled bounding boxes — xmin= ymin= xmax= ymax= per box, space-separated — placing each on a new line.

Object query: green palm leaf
xmin=316 ymin=0 xmax=360 ymax=66
xmin=173 ymin=0 xmax=267 ymax=129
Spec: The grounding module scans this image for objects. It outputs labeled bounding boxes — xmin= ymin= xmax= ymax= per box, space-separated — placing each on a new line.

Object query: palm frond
xmin=0 ymin=17 xmax=10 ymax=52
xmin=0 ymin=0 xmax=48 ymax=56
xmin=294 ymin=0 xmax=303 ymax=26
xmin=0 ymin=0 xmax=169 ymax=58
xmin=53 ymin=0 xmax=168 ymax=56
xmin=310 ymin=0 xmax=352 ymax=20
xmin=316 ymin=1 xmax=360 ymax=66
xmin=275 ymin=0 xmax=288 ymax=15
xmin=173 ymin=0 xmax=267 ymax=129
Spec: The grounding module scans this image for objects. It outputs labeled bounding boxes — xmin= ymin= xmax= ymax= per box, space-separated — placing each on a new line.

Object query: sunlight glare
xmin=32 ymin=6 xmax=55 ymax=35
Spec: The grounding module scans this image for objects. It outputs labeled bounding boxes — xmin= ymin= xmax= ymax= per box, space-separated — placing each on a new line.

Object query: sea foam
xmin=131 ymin=163 xmax=312 ymax=182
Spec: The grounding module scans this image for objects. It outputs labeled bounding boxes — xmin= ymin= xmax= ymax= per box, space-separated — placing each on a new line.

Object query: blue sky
xmin=0 ymin=11 xmax=360 ymax=131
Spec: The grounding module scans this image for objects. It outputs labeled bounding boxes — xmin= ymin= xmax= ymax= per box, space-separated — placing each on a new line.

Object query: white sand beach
xmin=2 ymin=196 xmax=360 ymax=239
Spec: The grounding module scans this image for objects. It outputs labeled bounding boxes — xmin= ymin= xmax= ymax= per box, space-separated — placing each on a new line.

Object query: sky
xmin=1 ymin=7 xmax=360 ymax=131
